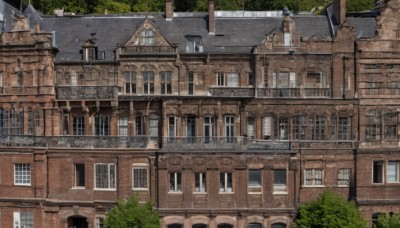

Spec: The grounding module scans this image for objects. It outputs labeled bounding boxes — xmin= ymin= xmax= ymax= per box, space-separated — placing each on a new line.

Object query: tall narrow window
xmin=384 ymin=113 xmax=397 ymax=141
xmin=73 ymin=116 xmax=85 ymax=135
xmin=247 ymin=117 xmax=255 ymax=139
xmin=135 ymin=114 xmax=144 ymax=135
xmin=388 ymin=161 xmax=399 ymax=183
xmin=14 ymin=163 xmax=31 ymax=186
xmin=187 ymin=116 xmax=196 ymax=143
xmin=3 ymin=109 xmax=23 ymax=135
xmin=274 ymin=116 xmax=289 ymax=140
xmin=263 ymin=116 xmax=272 ymax=140
xmin=132 ymin=165 xmax=148 ymax=190
xmin=188 ymin=73 xmax=194 ymax=95
xmin=95 ymin=115 xmax=109 ymax=136
xmin=119 ymin=116 xmax=128 ymax=136
xmin=0 ymin=72 xmax=3 ymax=87
xmin=227 ymin=73 xmax=239 ymax=87
xmin=74 ymin=164 xmax=85 ymax=188
xmin=168 ymin=116 xmax=176 ymax=141
xmin=70 ymin=70 xmax=77 ymax=86
xmin=140 ymin=29 xmax=154 ymax=46
xmin=204 ymin=116 xmax=214 ymax=143
xmin=195 ymin=173 xmax=206 ymax=192
xmin=284 ymin=33 xmax=291 ymax=46
xmin=292 ymin=115 xmax=306 ymax=140
xmin=274 ymin=169 xmax=287 ymax=192
xmin=149 ymin=114 xmax=159 ymax=140
xmin=217 ymin=73 xmax=225 ymax=86
xmin=224 ymin=116 xmax=235 ymax=143
xmin=310 ymin=115 xmax=325 ymax=140
xmin=220 ymin=172 xmax=233 ymax=192
xmin=95 ymin=163 xmax=116 ymax=190
xmin=304 ymin=169 xmax=323 ymax=186
xmin=337 ymin=168 xmax=351 ymax=186
xmin=125 ymin=71 xmax=136 ymax=94
xmin=17 ymin=71 xmax=24 ymax=86
xmin=365 ymin=109 xmax=381 ymax=141
xmin=96 ymin=217 xmax=105 ymax=228
xmin=161 ymin=71 xmax=172 ymax=94
xmin=143 ymin=71 xmax=154 ymax=94
xmin=338 ymin=116 xmax=351 ymax=140
xmin=373 ymin=161 xmax=384 ymax=184
xmin=169 ymin=172 xmax=182 ymax=192
xmin=248 ymin=169 xmax=262 ymax=192
xmin=28 ymin=110 xmax=39 ymax=135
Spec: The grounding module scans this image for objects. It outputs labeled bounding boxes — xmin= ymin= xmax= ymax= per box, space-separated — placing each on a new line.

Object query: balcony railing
xmin=304 ymin=88 xmax=331 ymax=97
xmin=0 ymin=135 xmax=157 ymax=149
xmin=209 ymin=87 xmax=255 ymax=97
xmin=162 ymin=137 xmax=246 ymax=150
xmin=257 ymin=88 xmax=300 ymax=98
xmin=121 ymin=46 xmax=175 ymax=54
xmin=56 ymin=86 xmax=119 ymax=100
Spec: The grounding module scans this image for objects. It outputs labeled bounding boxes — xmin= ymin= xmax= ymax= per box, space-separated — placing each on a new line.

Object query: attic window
xmin=186 ymin=36 xmax=203 ymax=53
xmin=140 ymin=29 xmax=154 ymax=46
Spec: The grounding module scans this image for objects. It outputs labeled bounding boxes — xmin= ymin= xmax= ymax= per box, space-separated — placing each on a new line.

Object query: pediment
xmin=123 ymin=18 xmax=172 ymax=48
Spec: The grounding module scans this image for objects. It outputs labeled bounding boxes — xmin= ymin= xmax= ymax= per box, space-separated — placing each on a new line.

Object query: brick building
xmin=0 ymin=0 xmax=398 ymax=227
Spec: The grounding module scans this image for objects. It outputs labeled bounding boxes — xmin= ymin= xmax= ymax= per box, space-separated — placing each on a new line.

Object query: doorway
xmin=67 ymin=216 xmax=88 ymax=228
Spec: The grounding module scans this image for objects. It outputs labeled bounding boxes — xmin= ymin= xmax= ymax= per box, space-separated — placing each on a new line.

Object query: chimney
xmin=208 ymin=0 xmax=215 ymax=35
xmin=165 ymin=0 xmax=173 ymax=21
xmin=333 ymin=0 xmax=346 ymax=24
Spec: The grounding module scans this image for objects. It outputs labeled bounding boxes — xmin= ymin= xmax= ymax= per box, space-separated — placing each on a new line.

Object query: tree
xmin=374 ymin=213 xmax=400 ymax=228
xmin=94 ymin=0 xmax=131 ymax=14
xmin=347 ymin=0 xmax=375 ymax=12
xmin=105 ymin=195 xmax=160 ymax=228
xmin=295 ymin=190 xmax=367 ymax=228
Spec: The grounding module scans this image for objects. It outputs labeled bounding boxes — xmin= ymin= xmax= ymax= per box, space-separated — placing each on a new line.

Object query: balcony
xmin=121 ymin=46 xmax=175 ymax=54
xmin=0 ymin=135 xmax=157 ymax=149
xmin=209 ymin=87 xmax=255 ymax=97
xmin=257 ymin=88 xmax=331 ymax=98
xmin=56 ymin=86 xmax=119 ymax=100
xmin=162 ymin=137 xmax=246 ymax=151
xmin=304 ymin=88 xmax=331 ymax=97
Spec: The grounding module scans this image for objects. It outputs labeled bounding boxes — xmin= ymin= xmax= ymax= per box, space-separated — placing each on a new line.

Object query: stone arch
xmin=268 ymin=216 xmax=290 ymax=227
xmin=246 ymin=215 xmax=264 ymax=225
xmin=190 ymin=215 xmax=210 ymax=226
xmin=215 ymin=215 xmax=236 ymax=226
xmin=163 ymin=215 xmax=185 ymax=226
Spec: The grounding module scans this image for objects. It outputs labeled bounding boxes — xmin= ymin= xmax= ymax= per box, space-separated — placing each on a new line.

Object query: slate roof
xmin=346 ymin=17 xmax=376 ymax=38
xmin=3 ymin=1 xmax=20 ymax=31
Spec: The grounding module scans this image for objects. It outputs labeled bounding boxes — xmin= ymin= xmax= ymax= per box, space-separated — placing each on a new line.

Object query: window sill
xmin=337 ymin=185 xmax=350 ymax=188
xmin=273 ymin=191 xmax=288 ymax=195
xmin=14 ymin=184 xmax=31 ymax=187
xmin=132 ymin=188 xmax=148 ymax=191
xmin=248 ymin=192 xmax=262 ymax=195
xmin=193 ymin=192 xmax=208 ymax=194
xmin=168 ymin=191 xmax=183 ymax=194
xmin=71 ymin=187 xmax=86 ymax=190
xmin=302 ymin=185 xmax=325 ymax=188
xmin=219 ymin=192 xmax=235 ymax=194
xmin=94 ymin=188 xmax=116 ymax=191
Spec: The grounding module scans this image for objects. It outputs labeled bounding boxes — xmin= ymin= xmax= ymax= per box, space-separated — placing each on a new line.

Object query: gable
xmin=376 ymin=0 xmax=400 ymax=40
xmin=124 ymin=18 xmax=172 ymax=48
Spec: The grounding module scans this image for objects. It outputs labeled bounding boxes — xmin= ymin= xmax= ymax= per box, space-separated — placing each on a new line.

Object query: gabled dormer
xmin=121 ymin=18 xmax=174 ymax=54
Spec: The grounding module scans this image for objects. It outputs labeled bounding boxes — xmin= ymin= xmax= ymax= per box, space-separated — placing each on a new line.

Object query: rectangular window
xmin=384 ymin=113 xmax=397 ymax=141
xmin=204 ymin=116 xmax=214 ymax=143
xmin=338 ymin=116 xmax=350 ymax=141
xmin=140 ymin=29 xmax=154 ymax=46
xmin=310 ymin=115 xmax=326 ymax=140
xmin=187 ymin=116 xmax=196 ymax=143
xmin=14 ymin=163 xmax=31 ymax=186
xmin=388 ymin=161 xmax=400 ymax=183
xmin=132 ymin=166 xmax=148 ymax=190
xmin=149 ymin=114 xmax=159 ymax=139
xmin=73 ymin=116 xmax=85 ymax=135
xmin=125 ymin=71 xmax=136 ymax=94
xmin=304 ymin=169 xmax=323 ymax=186
xmin=13 ymin=212 xmax=33 ymax=228
xmin=227 ymin=73 xmax=239 ymax=87
xmin=195 ymin=173 xmax=206 ymax=192
xmin=248 ymin=169 xmax=262 ymax=192
xmin=95 ymin=115 xmax=109 ymax=136
xmin=247 ymin=117 xmax=255 ymax=138
xmin=95 ymin=163 xmax=116 ymax=190
xmin=161 ymin=71 xmax=172 ymax=94
xmin=373 ymin=161 xmax=384 ymax=184
xmin=217 ymin=73 xmax=225 ymax=86
xmin=365 ymin=110 xmax=381 ymax=141
xmin=263 ymin=116 xmax=272 ymax=140
xmin=135 ymin=115 xmax=144 ymax=135
xmin=188 ymin=73 xmax=194 ymax=95
xmin=284 ymin=33 xmax=291 ymax=46
xmin=338 ymin=168 xmax=351 ymax=186
xmin=186 ymin=36 xmax=203 ymax=53
xmin=0 ymin=72 xmax=3 ymax=87
xmin=224 ymin=116 xmax=235 ymax=143
xmin=169 ymin=172 xmax=182 ymax=192
xmin=143 ymin=71 xmax=154 ymax=94
xmin=28 ymin=110 xmax=39 ymax=135
xmin=74 ymin=164 xmax=85 ymax=188
xmin=168 ymin=116 xmax=176 ymax=141
xmin=292 ymin=115 xmax=306 ymax=140
xmin=17 ymin=71 xmax=23 ymax=86
xmin=274 ymin=116 xmax=289 ymax=140
xmin=96 ymin=217 xmax=105 ymax=228
xmin=3 ymin=109 xmax=24 ymax=135
xmin=274 ymin=169 xmax=287 ymax=192
xmin=305 ymin=72 xmax=325 ymax=88
xmin=119 ymin=116 xmax=128 ymax=136
xmin=220 ymin=172 xmax=233 ymax=192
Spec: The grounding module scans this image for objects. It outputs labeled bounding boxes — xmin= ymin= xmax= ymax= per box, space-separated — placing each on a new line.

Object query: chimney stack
xmin=208 ymin=0 xmax=215 ymax=35
xmin=165 ymin=0 xmax=173 ymax=21
xmin=333 ymin=0 xmax=346 ymax=24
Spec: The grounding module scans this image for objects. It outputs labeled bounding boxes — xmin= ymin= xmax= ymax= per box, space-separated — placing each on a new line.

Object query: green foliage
xmin=94 ymin=0 xmax=130 ymax=14
xmin=105 ymin=195 xmax=160 ymax=228
xmin=374 ymin=213 xmax=400 ymax=228
xmin=132 ymin=0 xmax=163 ymax=12
xmin=295 ymin=190 xmax=367 ymax=228
xmin=347 ymin=0 xmax=375 ymax=12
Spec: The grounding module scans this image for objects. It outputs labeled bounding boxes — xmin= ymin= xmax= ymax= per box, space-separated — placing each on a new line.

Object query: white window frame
xmin=284 ymin=32 xmax=291 ymax=46
xmin=219 ymin=172 xmax=233 ymax=193
xmin=94 ymin=163 xmax=116 ymax=190
xmin=168 ymin=116 xmax=177 ymax=140
xmin=14 ymin=163 xmax=31 ymax=186
xmin=204 ymin=116 xmax=215 ymax=142
xmin=169 ymin=172 xmax=182 ymax=193
xmin=132 ymin=163 xmax=148 ymax=190
xmin=140 ymin=29 xmax=154 ymax=46
xmin=337 ymin=168 xmax=351 ymax=187
xmin=217 ymin=73 xmax=225 ymax=86
xmin=304 ymin=169 xmax=324 ymax=186
xmin=94 ymin=115 xmax=109 ymax=136
xmin=194 ymin=173 xmax=206 ymax=193
xmin=118 ymin=116 xmax=128 ymax=136
xmin=247 ymin=117 xmax=255 ymax=139
xmin=248 ymin=169 xmax=262 ymax=193
xmin=73 ymin=163 xmax=85 ymax=189
xmin=224 ymin=116 xmax=235 ymax=143
xmin=13 ymin=212 xmax=33 ymax=228
xmin=96 ymin=216 xmax=105 ymax=228
xmin=227 ymin=73 xmax=239 ymax=87
xmin=124 ymin=71 xmax=136 ymax=94
xmin=388 ymin=161 xmax=400 ymax=183
xmin=263 ymin=116 xmax=272 ymax=140
xmin=274 ymin=169 xmax=287 ymax=193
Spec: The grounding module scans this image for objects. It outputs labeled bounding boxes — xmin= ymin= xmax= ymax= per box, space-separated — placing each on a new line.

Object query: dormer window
xmin=186 ymin=36 xmax=203 ymax=53
xmin=140 ymin=29 xmax=154 ymax=46
xmin=82 ymin=39 xmax=105 ymax=61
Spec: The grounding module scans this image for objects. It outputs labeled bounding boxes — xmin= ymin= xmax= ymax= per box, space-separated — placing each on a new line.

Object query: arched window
xmin=271 ymin=223 xmax=286 ymax=228
xmin=168 ymin=224 xmax=182 ymax=228
xmin=193 ymin=224 xmax=208 ymax=228
xmin=248 ymin=223 xmax=262 ymax=228
xmin=218 ymin=224 xmax=233 ymax=228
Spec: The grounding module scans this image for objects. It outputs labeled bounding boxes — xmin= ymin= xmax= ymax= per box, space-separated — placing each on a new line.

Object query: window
xmin=247 ymin=117 xmax=255 ymax=138
xmin=274 ymin=169 xmax=287 ymax=192
xmin=168 ymin=224 xmax=183 ymax=228
xmin=14 ymin=164 xmax=31 ymax=186
xmin=27 ymin=110 xmax=39 ymax=135
xmin=161 ymin=71 xmax=172 ymax=94
xmin=248 ymin=169 xmax=261 ymax=192
xmin=388 ymin=161 xmax=400 ymax=183
xmin=217 ymin=73 xmax=239 ymax=87
xmin=292 ymin=115 xmax=306 ymax=140
xmin=186 ymin=36 xmax=203 ymax=53
xmin=220 ymin=172 xmax=233 ymax=192
xmin=2 ymin=108 xmax=24 ymax=135
xmin=224 ymin=116 xmax=235 ymax=143
xmin=304 ymin=169 xmax=323 ymax=186
xmin=169 ymin=172 xmax=182 ymax=192
xmin=218 ymin=224 xmax=233 ymax=228
xmin=274 ymin=116 xmax=289 ymax=140
xmin=94 ymin=115 xmax=109 ymax=136
xmin=125 ymin=71 xmax=136 ymax=94
xmin=70 ymin=70 xmax=77 ymax=86
xmin=273 ymin=72 xmax=296 ymax=88
xmin=271 ymin=223 xmax=286 ymax=228
xmin=132 ymin=165 xmax=148 ymax=190
xmin=135 ymin=114 xmax=144 ymax=135
xmin=248 ymin=223 xmax=262 ymax=228
xmin=17 ymin=71 xmax=24 ymax=86
xmin=168 ymin=116 xmax=177 ymax=141
xmin=187 ymin=116 xmax=196 ymax=143
xmin=140 ymin=29 xmax=154 ymax=46
xmin=119 ymin=116 xmax=128 ymax=136
xmin=217 ymin=73 xmax=225 ymax=86
xmin=384 ymin=113 xmax=397 ymax=141
xmin=193 ymin=224 xmax=208 ymax=228
xmin=188 ymin=73 xmax=194 ymax=95
xmin=13 ymin=212 xmax=33 ymax=228
xmin=310 ymin=115 xmax=325 ymax=140
xmin=143 ymin=71 xmax=154 ymax=94
xmin=149 ymin=114 xmax=159 ymax=140
xmin=195 ymin=173 xmax=206 ymax=192
xmin=373 ymin=161 xmax=384 ymax=184
xmin=338 ymin=116 xmax=350 ymax=141
xmin=263 ymin=116 xmax=272 ymax=140
xmin=96 ymin=217 xmax=105 ymax=228
xmin=74 ymin=164 xmax=85 ymax=188
xmin=337 ymin=168 xmax=351 ymax=186
xmin=73 ymin=116 xmax=85 ymax=135
xmin=0 ymin=72 xmax=3 ymax=87
xmin=95 ymin=163 xmax=116 ymax=190
xmin=305 ymin=72 xmax=325 ymax=88
xmin=204 ymin=116 xmax=215 ymax=143
xmin=284 ymin=33 xmax=291 ymax=46
xmin=365 ymin=109 xmax=381 ymax=141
